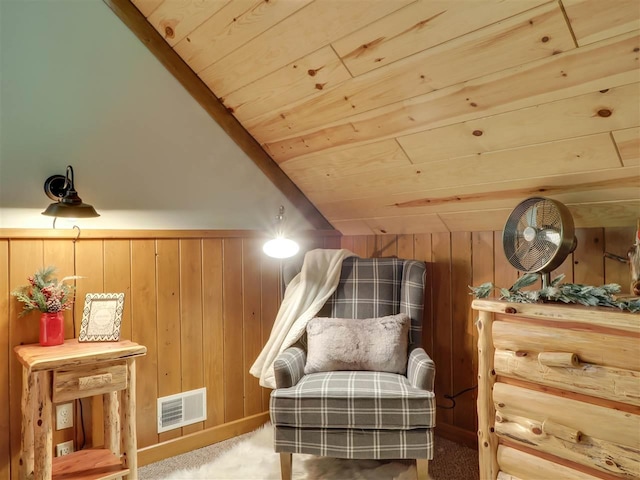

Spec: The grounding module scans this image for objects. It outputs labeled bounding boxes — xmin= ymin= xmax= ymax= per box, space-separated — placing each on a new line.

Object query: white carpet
xmin=161 ymin=424 xmax=418 ymax=480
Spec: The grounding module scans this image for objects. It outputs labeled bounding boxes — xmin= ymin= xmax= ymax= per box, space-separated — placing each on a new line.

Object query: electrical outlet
xmin=56 ymin=440 xmax=74 ymax=457
xmin=56 ymin=402 xmax=73 ymax=430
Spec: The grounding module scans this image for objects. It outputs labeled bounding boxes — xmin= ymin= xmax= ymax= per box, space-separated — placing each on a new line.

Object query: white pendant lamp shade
xmin=263 ymin=206 xmax=299 ymax=259
xmin=263 ymin=237 xmax=300 ymax=259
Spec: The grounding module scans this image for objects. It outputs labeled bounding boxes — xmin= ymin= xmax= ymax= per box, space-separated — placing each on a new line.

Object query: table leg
xmin=121 ymin=359 xmax=137 ymax=479
xmin=33 ymin=371 xmax=52 ymax=480
xmin=20 ymin=368 xmax=35 ymax=480
xmin=104 ymin=391 xmax=120 ymax=455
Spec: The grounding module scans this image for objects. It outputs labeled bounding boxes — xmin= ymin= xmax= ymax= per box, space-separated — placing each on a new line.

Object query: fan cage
xmin=503 ymin=197 xmax=575 ymax=274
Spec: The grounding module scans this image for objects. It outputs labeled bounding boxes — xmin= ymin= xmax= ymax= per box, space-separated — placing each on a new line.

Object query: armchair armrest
xmin=273 ymin=346 xmax=307 ymax=389
xmin=407 ymin=347 xmax=435 ymax=391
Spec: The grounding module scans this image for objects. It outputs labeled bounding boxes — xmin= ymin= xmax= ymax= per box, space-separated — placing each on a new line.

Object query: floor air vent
xmin=157 ymin=387 xmax=207 ymax=433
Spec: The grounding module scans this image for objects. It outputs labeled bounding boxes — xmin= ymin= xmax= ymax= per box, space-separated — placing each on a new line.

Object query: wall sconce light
xmin=42 ymin=165 xmax=99 ymax=219
xmin=263 ymin=206 xmax=299 ymax=259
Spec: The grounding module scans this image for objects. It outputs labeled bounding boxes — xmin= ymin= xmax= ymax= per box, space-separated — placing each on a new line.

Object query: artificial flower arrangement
xmin=11 ymin=266 xmax=77 ymax=317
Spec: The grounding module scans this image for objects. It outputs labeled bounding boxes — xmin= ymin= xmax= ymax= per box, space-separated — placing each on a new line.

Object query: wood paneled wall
xmin=0 ymin=230 xmax=339 ymax=480
xmin=340 ymin=226 xmax=636 ymax=445
xmin=0 ymin=227 xmax=634 ymax=477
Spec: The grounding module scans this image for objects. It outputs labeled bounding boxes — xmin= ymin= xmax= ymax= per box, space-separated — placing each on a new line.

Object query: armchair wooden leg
xmin=280 ymin=453 xmax=292 ymax=480
xmin=416 ymin=458 xmax=429 ymax=480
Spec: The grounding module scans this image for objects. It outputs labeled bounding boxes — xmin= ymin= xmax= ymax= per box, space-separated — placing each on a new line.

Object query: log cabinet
xmin=473 ymin=299 xmax=640 ymax=480
xmin=14 ymin=339 xmax=147 ymax=480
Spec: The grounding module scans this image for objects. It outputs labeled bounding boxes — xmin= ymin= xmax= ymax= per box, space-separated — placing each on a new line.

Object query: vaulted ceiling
xmin=124 ymin=0 xmax=639 ymax=234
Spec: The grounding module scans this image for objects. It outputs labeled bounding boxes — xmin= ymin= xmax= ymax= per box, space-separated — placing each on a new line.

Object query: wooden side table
xmin=14 ymin=339 xmax=147 ymax=480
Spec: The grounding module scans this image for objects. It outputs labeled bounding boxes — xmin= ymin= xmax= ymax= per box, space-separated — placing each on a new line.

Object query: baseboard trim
xmin=435 ymin=423 xmax=478 ymax=449
xmin=138 ymin=412 xmax=270 ymax=466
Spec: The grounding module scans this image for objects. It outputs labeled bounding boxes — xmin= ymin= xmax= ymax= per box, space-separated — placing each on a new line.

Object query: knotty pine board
xmin=130 ymin=239 xmax=159 ymax=448
xmin=104 ymin=240 xmax=132 ymax=342
xmin=156 ymin=239 xmax=182 ymax=443
xmin=397 ymin=83 xmax=640 ymax=164
xmin=290 ymin=133 xmax=621 ymax=204
xmin=613 ymin=126 xmax=640 ymax=166
xmin=199 ymin=0 xmax=412 ymax=97
xmin=332 ymin=0 xmax=550 ymax=76
xmin=222 ymin=238 xmax=244 ymax=423
xmin=202 ymin=238 xmax=226 ymax=429
xmin=451 ymin=232 xmax=475 ymax=432
xmin=563 ymin=0 xmax=640 ymax=47
xmin=146 ymin=0 xmax=230 ymax=47
xmin=130 ymin=0 xmax=161 ymax=17
xmin=250 ymin=2 xmax=574 ymax=143
xmin=242 ymin=238 xmax=264 ymax=417
xmin=180 ymin=239 xmax=205 ymax=436
xmin=174 ymin=0 xmax=311 ymax=73
xmin=221 ymin=45 xmax=351 ymax=125
xmin=264 ymin=33 xmax=638 ymax=161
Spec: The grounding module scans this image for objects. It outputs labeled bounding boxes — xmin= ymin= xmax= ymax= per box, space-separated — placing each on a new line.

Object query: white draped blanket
xmin=250 ymin=248 xmax=354 ymax=389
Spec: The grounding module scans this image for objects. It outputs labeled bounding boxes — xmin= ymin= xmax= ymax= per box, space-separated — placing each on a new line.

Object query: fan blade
xmin=541 ymin=228 xmax=561 ymax=246
xmin=507 ymin=237 xmax=535 ymax=264
xmin=525 ymin=205 xmax=537 ymax=227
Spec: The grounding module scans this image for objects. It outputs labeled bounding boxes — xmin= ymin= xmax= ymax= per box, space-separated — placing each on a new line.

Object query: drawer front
xmin=53 ymin=361 xmax=127 ymax=403
xmin=494 ymin=348 xmax=640 ymax=406
xmin=493 ymin=320 xmax=640 ymax=372
xmin=493 ymin=320 xmax=640 ymax=405
xmin=494 ymin=382 xmax=640 ymax=478
xmin=497 ymin=445 xmax=600 ymax=480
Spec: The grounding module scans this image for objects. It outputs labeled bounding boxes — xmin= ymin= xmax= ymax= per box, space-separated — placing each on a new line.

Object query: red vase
xmin=40 ymin=312 xmax=64 ymax=346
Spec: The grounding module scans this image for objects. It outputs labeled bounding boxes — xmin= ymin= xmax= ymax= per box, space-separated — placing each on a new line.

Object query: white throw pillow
xmin=304 ymin=313 xmax=410 ymax=374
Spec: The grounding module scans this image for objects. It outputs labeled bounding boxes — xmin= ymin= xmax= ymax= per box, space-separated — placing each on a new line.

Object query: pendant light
xmin=263 ymin=206 xmax=299 ymax=259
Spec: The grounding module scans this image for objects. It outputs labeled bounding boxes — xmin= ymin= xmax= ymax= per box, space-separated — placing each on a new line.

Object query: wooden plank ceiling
xmin=131 ymin=0 xmax=640 ymax=235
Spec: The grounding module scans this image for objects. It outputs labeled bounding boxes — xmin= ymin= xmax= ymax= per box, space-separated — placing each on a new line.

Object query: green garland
xmin=470 ymin=273 xmax=640 ymax=313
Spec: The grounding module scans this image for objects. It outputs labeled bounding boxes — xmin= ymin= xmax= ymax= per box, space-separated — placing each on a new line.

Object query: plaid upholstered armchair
xmin=269 ymin=257 xmax=435 ymax=480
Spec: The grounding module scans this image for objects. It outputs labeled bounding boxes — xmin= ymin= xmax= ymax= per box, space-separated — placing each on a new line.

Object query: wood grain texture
xmin=242 ymin=238 xmax=263 ymax=417
xmin=612 ymin=126 xmax=640 ymax=166
xmin=222 ymin=45 xmax=352 ymax=124
xmin=199 ymin=0 xmax=412 ymax=97
xmin=563 ymin=0 xmax=640 ymax=46
xmin=450 ymin=232 xmax=475 ymax=431
xmin=1 ymin=227 xmax=633 ymax=476
xmin=113 ymin=0 xmax=639 ymax=236
xmin=332 ymin=0 xmax=550 ymax=76
xmin=155 ymin=239 xmax=182 ymax=442
xmin=175 ymin=0 xmax=312 ymax=74
xmin=202 ymin=239 xmax=225 ymax=428
xmin=397 ymin=83 xmax=640 ymax=164
xmin=264 ymin=33 xmax=639 ymax=161
xmin=179 ymin=239 xmax=205 ymax=435
xmin=130 ymin=240 xmax=159 ymax=448
xmin=145 ymin=0 xmax=230 ymax=47
xmin=431 ymin=232 xmax=453 ymax=425
xmin=497 ymin=445 xmax=600 ymax=480
xmin=222 ymin=238 xmax=244 ymax=422
xmin=251 ymin=2 xmax=575 ymax=142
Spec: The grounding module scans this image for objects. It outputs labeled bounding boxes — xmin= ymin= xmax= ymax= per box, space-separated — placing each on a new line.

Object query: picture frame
xmin=78 ymin=293 xmax=125 ymax=342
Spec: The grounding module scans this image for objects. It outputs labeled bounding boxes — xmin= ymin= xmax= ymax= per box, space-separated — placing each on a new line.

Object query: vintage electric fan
xmin=503 ymin=197 xmax=577 ymax=288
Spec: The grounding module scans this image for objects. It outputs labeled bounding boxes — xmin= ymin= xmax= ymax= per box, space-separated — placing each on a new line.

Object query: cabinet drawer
xmin=53 ymin=361 xmax=127 ymax=403
xmin=497 ymin=445 xmax=600 ymax=480
xmin=494 ymin=382 xmax=640 ymax=478
xmin=494 ymin=348 xmax=640 ymax=406
xmin=493 ymin=320 xmax=640 ymax=372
